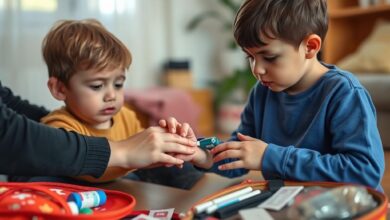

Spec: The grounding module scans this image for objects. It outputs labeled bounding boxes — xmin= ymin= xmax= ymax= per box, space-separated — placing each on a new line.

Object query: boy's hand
xmin=158 ymin=117 xmax=197 ymax=141
xmin=211 ymin=133 xmax=268 ymax=171
xmin=190 ymin=146 xmax=214 ymax=169
xmin=158 ymin=117 xmax=198 ymax=165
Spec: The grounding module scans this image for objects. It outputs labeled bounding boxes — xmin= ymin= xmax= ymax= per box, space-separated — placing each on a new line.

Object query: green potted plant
xmin=186 ymin=0 xmax=240 ymax=50
xmin=186 ymin=0 xmax=256 ymax=133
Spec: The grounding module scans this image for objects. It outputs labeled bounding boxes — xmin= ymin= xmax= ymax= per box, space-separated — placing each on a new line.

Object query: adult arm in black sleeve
xmin=0 ymin=81 xmax=49 ymax=122
xmin=0 ymin=81 xmax=110 ymax=177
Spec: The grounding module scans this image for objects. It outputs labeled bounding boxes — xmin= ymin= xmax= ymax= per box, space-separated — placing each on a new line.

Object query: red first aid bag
xmin=0 ymin=182 xmax=135 ymax=219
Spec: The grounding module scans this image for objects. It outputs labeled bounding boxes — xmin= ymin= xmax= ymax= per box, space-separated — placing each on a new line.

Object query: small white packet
xmin=258 ymin=186 xmax=303 ymax=211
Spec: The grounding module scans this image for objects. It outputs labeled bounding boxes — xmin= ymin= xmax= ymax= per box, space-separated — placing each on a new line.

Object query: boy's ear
xmin=47 ymin=77 xmax=67 ymax=101
xmin=304 ymin=34 xmax=322 ymax=59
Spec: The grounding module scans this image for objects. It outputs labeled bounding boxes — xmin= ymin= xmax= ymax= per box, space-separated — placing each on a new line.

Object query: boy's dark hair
xmin=42 ymin=19 xmax=131 ymax=85
xmin=233 ymin=0 xmax=328 ymax=48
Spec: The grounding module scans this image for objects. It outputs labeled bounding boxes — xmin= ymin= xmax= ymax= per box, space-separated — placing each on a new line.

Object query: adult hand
xmin=211 ymin=133 xmax=268 ymax=171
xmin=108 ymin=126 xmax=196 ymax=169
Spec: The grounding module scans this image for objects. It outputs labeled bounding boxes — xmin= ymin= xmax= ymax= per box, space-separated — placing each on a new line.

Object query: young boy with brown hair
xmin=10 ymin=19 xmax=197 ymax=184
xmin=174 ymin=0 xmax=384 ymax=191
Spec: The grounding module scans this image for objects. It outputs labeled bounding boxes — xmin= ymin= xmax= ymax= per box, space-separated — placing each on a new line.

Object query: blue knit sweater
xmin=210 ymin=64 xmax=384 ymax=191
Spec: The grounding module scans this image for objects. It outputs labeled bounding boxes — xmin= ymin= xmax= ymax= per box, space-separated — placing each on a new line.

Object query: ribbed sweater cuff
xmin=81 ymin=136 xmax=111 ymax=178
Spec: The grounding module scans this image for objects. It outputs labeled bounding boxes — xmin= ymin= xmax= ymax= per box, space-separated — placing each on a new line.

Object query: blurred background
xmin=0 ymin=0 xmax=243 ymax=103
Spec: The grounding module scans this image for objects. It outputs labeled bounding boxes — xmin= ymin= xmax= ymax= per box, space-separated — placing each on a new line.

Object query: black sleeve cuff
xmin=80 ymin=136 xmax=111 ymax=178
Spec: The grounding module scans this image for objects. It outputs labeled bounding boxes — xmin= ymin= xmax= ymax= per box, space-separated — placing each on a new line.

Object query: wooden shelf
xmin=323 ymin=0 xmax=390 ymax=64
xmin=329 ymin=4 xmax=390 ymax=18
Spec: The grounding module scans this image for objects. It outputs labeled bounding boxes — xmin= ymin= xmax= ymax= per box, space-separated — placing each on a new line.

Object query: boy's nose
xmin=255 ymin=67 xmax=266 ymax=75
xmin=104 ymin=88 xmax=116 ymax=102
xmin=252 ymin=62 xmax=266 ymax=80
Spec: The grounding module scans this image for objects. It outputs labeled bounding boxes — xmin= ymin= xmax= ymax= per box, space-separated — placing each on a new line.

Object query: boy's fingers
xmin=179 ymin=123 xmax=197 ymax=141
xmin=218 ymin=160 xmax=244 ymax=170
xmin=180 ymin=123 xmax=190 ymax=137
xmin=210 ymin=142 xmax=239 ymax=154
xmin=237 ymin=132 xmax=257 ymax=141
xmin=213 ymin=149 xmax=241 ymax=163
xmin=167 ymin=117 xmax=178 ymax=133
xmin=158 ymin=119 xmax=167 ymax=128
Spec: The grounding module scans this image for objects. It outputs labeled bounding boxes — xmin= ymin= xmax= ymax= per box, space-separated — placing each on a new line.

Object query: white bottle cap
xmin=67 ymin=201 xmax=79 ymax=215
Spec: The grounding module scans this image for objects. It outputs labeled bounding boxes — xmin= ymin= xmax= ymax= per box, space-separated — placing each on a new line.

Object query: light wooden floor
xmin=381 ymin=150 xmax=390 ymax=198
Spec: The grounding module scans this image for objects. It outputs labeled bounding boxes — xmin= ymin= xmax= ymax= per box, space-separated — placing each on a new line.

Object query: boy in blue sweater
xmin=164 ymin=0 xmax=385 ymax=190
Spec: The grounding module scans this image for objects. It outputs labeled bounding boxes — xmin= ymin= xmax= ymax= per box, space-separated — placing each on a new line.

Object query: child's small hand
xmin=164 ymin=146 xmax=212 ymax=169
xmin=158 ymin=117 xmax=197 ymax=167
xmin=190 ymin=146 xmax=214 ymax=169
xmin=158 ymin=117 xmax=197 ymax=141
xmin=211 ymin=133 xmax=268 ymax=171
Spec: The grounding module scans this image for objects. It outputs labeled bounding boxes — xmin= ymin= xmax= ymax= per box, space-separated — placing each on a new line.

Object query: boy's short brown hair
xmin=233 ymin=0 xmax=328 ymax=49
xmin=42 ymin=19 xmax=132 ymax=84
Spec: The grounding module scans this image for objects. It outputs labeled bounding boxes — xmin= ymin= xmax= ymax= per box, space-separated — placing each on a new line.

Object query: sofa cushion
xmin=356 ymin=74 xmax=390 ymax=149
xmin=356 ymin=74 xmax=390 ymax=111
xmin=337 ymin=20 xmax=390 ymax=73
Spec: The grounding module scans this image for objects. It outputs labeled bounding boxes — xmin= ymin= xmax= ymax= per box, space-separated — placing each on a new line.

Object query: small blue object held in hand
xmin=197 ymin=137 xmax=223 ymax=150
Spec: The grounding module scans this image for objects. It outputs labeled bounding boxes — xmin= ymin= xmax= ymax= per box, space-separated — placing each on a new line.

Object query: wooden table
xmin=99 ymin=172 xmax=389 ymax=219
xmin=100 ymin=172 xmax=263 ymax=214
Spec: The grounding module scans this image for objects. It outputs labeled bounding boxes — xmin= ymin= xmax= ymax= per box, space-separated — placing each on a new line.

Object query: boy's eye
xmin=89 ymin=84 xmax=103 ymax=90
xmin=246 ymin=55 xmax=254 ymax=61
xmin=263 ymin=55 xmax=278 ymax=62
xmin=114 ymin=83 xmax=124 ymax=89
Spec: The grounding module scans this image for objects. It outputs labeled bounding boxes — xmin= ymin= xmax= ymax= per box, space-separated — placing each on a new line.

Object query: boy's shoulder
xmin=41 ymin=107 xmax=73 ymax=123
xmin=322 ymin=64 xmax=364 ymax=90
xmin=41 ymin=107 xmax=89 ymax=133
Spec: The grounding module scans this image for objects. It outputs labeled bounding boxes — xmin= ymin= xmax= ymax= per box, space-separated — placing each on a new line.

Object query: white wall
xmin=0 ymin=0 xmax=241 ymax=110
